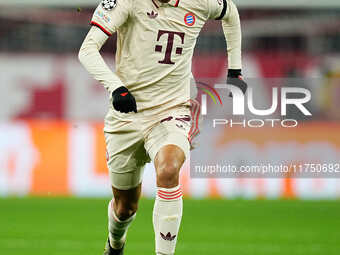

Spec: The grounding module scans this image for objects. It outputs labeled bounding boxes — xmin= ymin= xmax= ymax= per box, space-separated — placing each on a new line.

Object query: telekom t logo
xmin=155 ymin=30 xmax=185 ymax=65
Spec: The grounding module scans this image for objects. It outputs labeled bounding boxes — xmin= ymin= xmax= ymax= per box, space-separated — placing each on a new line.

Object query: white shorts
xmin=105 ymin=104 xmax=199 ymax=190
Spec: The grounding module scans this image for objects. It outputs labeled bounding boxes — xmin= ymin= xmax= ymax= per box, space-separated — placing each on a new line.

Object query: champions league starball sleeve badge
xmin=101 ymin=0 xmax=117 ymax=11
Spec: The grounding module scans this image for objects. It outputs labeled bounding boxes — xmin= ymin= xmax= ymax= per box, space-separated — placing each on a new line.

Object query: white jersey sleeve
xmin=78 ymin=26 xmax=125 ymax=93
xmin=90 ymin=0 xmax=132 ymax=36
xmin=208 ymin=0 xmax=242 ymax=70
xmin=79 ymin=0 xmax=133 ymax=94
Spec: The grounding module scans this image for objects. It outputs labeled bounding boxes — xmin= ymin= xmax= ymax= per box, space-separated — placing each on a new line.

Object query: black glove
xmin=227 ymin=69 xmax=247 ymax=97
xmin=112 ymin=86 xmax=137 ymax=113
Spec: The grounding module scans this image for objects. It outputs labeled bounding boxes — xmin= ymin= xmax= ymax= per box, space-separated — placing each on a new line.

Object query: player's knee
xmin=115 ymin=201 xmax=138 ymax=221
xmin=155 ymin=145 xmax=185 ymax=188
xmin=156 ymin=161 xmax=180 ymax=188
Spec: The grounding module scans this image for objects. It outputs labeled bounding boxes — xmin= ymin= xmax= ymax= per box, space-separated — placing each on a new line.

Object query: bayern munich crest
xmin=184 ymin=12 xmax=196 ymax=26
xmin=101 ymin=0 xmax=117 ymax=10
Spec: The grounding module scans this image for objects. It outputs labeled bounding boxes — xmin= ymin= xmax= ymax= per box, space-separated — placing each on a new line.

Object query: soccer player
xmin=79 ymin=0 xmax=247 ymax=254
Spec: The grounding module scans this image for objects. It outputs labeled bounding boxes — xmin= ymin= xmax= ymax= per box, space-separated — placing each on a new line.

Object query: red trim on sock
xmin=157 ymin=187 xmax=182 ymax=200
xmin=158 ymin=192 xmax=183 ymax=200
xmin=158 ymin=190 xmax=182 ymax=198
xmin=158 ymin=188 xmax=181 ymax=194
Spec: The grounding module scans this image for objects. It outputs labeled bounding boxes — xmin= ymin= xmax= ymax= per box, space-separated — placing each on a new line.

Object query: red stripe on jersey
xmin=90 ymin=21 xmax=112 ymax=36
xmin=188 ymin=100 xmax=198 ymax=138
xmin=174 ymin=0 xmax=180 ymax=7
xmin=188 ymin=99 xmax=200 ymax=143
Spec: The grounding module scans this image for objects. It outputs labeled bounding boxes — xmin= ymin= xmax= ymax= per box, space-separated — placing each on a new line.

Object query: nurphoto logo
xmin=200 ymin=82 xmax=312 ymax=128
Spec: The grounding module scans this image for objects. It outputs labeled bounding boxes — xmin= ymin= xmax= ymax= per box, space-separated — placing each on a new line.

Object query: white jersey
xmin=80 ymin=0 xmax=242 ymax=131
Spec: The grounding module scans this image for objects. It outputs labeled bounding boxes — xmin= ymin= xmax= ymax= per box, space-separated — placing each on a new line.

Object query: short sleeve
xmin=91 ymin=0 xmax=132 ymax=36
xmin=208 ymin=0 xmax=228 ymax=20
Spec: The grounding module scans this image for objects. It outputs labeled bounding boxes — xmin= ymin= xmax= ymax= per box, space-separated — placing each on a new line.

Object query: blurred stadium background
xmin=1 ymin=1 xmax=340 ymax=255
xmin=1 ymin=0 xmax=340 ymax=199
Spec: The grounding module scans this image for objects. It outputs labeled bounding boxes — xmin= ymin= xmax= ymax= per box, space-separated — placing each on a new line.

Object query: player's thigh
xmin=105 ymin=130 xmax=150 ymax=191
xmin=145 ymin=106 xmax=191 ymax=166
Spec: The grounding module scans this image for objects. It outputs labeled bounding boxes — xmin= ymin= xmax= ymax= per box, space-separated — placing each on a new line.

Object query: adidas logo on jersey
xmin=147 ymin=10 xmax=158 ymax=19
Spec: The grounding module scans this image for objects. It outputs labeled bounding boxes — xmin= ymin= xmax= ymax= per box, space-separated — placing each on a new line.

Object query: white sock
xmin=107 ymin=199 xmax=136 ymax=249
xmin=153 ymin=186 xmax=183 ymax=255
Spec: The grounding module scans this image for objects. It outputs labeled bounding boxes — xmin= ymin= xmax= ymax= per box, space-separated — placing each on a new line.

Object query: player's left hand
xmin=227 ymin=69 xmax=247 ymax=97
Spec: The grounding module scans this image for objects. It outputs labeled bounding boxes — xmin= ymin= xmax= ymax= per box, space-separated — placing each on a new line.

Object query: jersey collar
xmin=152 ymin=0 xmax=180 ymax=8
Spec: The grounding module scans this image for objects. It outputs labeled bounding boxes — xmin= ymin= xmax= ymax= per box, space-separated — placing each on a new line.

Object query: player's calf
xmin=153 ymin=145 xmax=185 ymax=255
xmin=107 ymin=185 xmax=141 ymax=250
xmin=112 ymin=186 xmax=140 ymax=220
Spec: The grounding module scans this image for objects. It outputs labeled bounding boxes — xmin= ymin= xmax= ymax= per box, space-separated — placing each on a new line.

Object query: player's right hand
xmin=112 ymin=86 xmax=137 ymax=113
